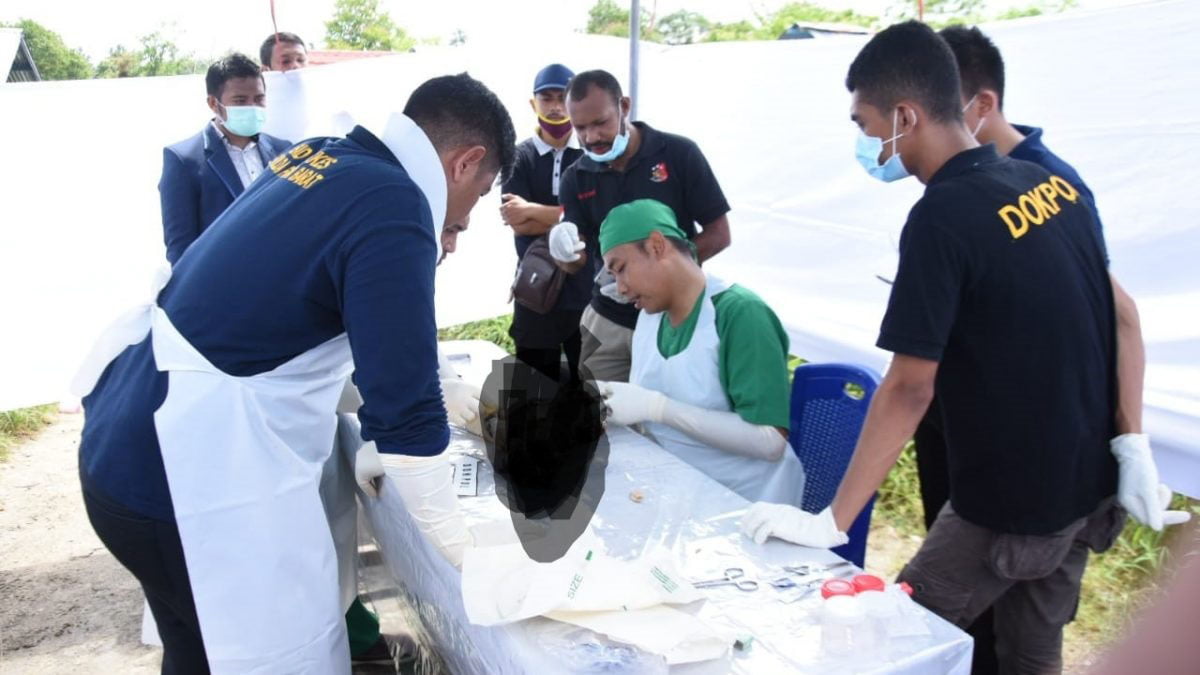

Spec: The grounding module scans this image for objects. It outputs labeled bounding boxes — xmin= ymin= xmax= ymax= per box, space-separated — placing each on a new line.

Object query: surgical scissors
xmin=692 ymin=568 xmax=759 ymax=591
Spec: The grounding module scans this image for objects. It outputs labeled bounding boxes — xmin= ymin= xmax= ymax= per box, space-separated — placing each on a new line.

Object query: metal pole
xmin=630 ymin=0 xmax=640 ymax=121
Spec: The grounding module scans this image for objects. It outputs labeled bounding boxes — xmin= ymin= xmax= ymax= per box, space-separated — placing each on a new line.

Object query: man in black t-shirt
xmin=500 ymin=64 xmax=586 ymax=381
xmin=738 ymin=22 xmax=1168 ymax=673
xmin=548 ymin=69 xmax=731 ymax=382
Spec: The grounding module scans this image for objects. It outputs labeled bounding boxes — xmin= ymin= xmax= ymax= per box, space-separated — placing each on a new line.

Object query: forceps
xmin=693 ymin=568 xmax=759 ymax=591
xmin=768 ymin=560 xmax=855 ymax=589
xmin=783 ymin=560 xmax=854 ymax=577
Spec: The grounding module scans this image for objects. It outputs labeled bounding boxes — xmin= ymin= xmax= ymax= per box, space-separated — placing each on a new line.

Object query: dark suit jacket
xmin=159 ymin=123 xmax=291 ymax=265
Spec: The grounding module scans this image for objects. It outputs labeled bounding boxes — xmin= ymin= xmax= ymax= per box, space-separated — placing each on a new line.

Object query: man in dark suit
xmin=159 ymin=52 xmax=290 ymax=265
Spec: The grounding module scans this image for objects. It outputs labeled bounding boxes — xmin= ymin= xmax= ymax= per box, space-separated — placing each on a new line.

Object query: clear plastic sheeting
xmin=1 ymin=2 xmax=1195 ymax=492
xmin=352 ymin=342 xmax=972 ymax=674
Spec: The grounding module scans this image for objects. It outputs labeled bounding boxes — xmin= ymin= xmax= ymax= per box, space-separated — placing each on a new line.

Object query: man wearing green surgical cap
xmin=594 ymin=199 xmax=806 ymax=505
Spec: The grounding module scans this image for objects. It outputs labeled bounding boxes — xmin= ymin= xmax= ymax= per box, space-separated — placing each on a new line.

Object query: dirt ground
xmin=0 ymin=414 xmax=422 ymax=675
xmin=0 ymin=413 xmax=161 ymax=674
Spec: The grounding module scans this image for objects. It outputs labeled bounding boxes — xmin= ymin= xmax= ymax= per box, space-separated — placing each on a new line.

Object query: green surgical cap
xmin=599 ymin=199 xmax=689 ymax=256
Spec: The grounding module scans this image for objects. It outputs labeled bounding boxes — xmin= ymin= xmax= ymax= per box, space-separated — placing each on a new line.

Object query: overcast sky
xmin=2 ymin=0 xmax=1148 ymax=63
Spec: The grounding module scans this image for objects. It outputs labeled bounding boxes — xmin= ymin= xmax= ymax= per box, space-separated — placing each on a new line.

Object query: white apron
xmin=323 ymin=411 xmax=363 ymax=613
xmin=630 ymin=274 xmax=806 ymax=506
xmin=74 ymin=272 xmax=355 ymax=674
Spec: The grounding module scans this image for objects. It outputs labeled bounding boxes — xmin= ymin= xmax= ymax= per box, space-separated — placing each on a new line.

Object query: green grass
xmin=0 ymin=403 xmax=57 ymax=462
xmin=1069 ymin=495 xmax=1200 ymax=646
xmin=439 ymin=316 xmax=1193 ymax=656
xmin=875 ymin=441 xmax=925 ymax=535
xmin=438 ymin=314 xmax=515 ymax=355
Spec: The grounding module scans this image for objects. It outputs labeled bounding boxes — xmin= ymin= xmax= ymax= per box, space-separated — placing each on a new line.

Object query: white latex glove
xmin=391 ymin=453 xmax=472 ymax=568
xmin=442 ymin=377 xmax=483 ymax=436
xmin=660 ymin=398 xmax=787 ymax=461
xmin=740 ymin=503 xmax=849 ymax=548
xmin=598 ymin=381 xmax=667 ymax=426
xmin=1111 ymin=433 xmax=1191 ymax=531
xmin=599 ymin=281 xmax=633 ymax=304
xmin=354 ymin=441 xmax=386 ymax=498
xmin=548 ymin=221 xmax=585 ymax=263
xmin=594 ymin=268 xmax=633 ymax=304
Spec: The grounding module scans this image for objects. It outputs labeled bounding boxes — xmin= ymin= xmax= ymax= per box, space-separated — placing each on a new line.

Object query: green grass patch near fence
xmin=438 ymin=314 xmax=515 ymax=354
xmin=0 ymin=404 xmax=57 ymax=462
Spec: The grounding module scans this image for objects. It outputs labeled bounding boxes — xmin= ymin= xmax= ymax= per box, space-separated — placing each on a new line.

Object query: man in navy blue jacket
xmin=80 ymin=74 xmax=515 ymax=672
xmin=159 ymin=52 xmax=290 ymax=265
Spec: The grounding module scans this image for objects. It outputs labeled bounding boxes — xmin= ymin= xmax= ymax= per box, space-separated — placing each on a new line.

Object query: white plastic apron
xmin=73 ymin=268 xmax=354 ymax=674
xmin=630 ymin=274 xmax=806 ymax=506
xmin=323 ymin=411 xmax=362 ymax=612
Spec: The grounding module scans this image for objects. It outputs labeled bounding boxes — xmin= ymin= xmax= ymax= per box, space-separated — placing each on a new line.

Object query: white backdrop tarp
xmin=0 ymin=1 xmax=1196 ymax=494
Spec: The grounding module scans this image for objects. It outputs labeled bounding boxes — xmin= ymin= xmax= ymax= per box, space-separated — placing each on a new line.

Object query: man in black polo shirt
xmin=500 ymin=64 xmax=586 ymax=381
xmin=740 ymin=22 xmax=1159 ymax=672
xmin=549 ymin=69 xmax=731 ymax=382
xmin=898 ymin=25 xmax=1181 ymax=674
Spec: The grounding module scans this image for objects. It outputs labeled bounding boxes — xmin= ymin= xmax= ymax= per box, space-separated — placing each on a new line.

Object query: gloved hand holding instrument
xmin=597 ymin=381 xmax=788 ymax=461
xmin=438 ymin=349 xmax=482 ymax=436
xmin=354 ymin=442 xmax=472 ymax=568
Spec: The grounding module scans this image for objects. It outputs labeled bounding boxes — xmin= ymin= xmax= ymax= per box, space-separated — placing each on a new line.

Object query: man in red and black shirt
xmin=550 ymin=69 xmax=731 ymax=382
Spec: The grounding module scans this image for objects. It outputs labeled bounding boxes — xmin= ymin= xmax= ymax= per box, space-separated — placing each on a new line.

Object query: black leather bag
xmin=512 ymin=235 xmax=566 ymax=314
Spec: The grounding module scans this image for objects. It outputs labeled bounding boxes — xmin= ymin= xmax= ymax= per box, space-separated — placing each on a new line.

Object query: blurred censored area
xmin=481 ymin=356 xmax=608 ymax=562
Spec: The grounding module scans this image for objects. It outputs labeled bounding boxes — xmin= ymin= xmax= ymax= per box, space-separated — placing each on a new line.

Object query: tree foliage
xmin=324 ymin=0 xmax=416 ymax=51
xmin=95 ymin=32 xmax=206 ymax=79
xmin=657 ymin=10 xmax=711 ymax=45
xmin=760 ymin=2 xmax=876 ymax=35
xmin=3 ymin=19 xmax=92 ymax=80
xmin=585 ymin=0 xmax=660 ymax=40
xmin=583 ymin=0 xmax=1080 ymax=44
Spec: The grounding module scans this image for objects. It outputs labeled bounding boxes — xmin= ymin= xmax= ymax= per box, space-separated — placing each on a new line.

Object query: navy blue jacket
xmin=158 ymin=123 xmax=291 ymax=265
xmin=1010 ymin=124 xmax=1107 ymax=263
xmin=83 ymin=126 xmax=447 ymax=521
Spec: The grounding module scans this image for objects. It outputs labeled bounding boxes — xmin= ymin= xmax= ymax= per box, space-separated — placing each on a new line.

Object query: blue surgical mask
xmin=584 ymin=118 xmax=629 ymax=163
xmin=855 ymin=108 xmax=911 ymax=183
xmin=220 ymin=104 xmax=267 ymax=137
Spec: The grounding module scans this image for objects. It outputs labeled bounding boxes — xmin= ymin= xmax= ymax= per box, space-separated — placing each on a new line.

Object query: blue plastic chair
xmin=788 ymin=363 xmax=882 ymax=568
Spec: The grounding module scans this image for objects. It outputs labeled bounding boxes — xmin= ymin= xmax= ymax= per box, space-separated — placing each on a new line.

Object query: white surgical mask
xmin=962 ymin=95 xmax=986 ymax=138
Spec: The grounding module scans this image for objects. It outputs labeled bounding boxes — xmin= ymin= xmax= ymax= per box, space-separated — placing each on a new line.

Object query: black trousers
xmin=914 ymin=405 xmax=999 ymax=675
xmin=516 ymin=328 xmax=582 ymax=383
xmin=83 ymin=488 xmax=210 ymax=675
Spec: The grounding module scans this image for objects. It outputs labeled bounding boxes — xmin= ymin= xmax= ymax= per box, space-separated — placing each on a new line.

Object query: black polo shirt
xmin=501 ymin=135 xmax=586 ymax=348
xmin=559 ymin=121 xmax=730 ymax=328
xmin=878 ymin=145 xmax=1117 ymax=535
xmin=502 ymin=135 xmax=584 ymax=259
